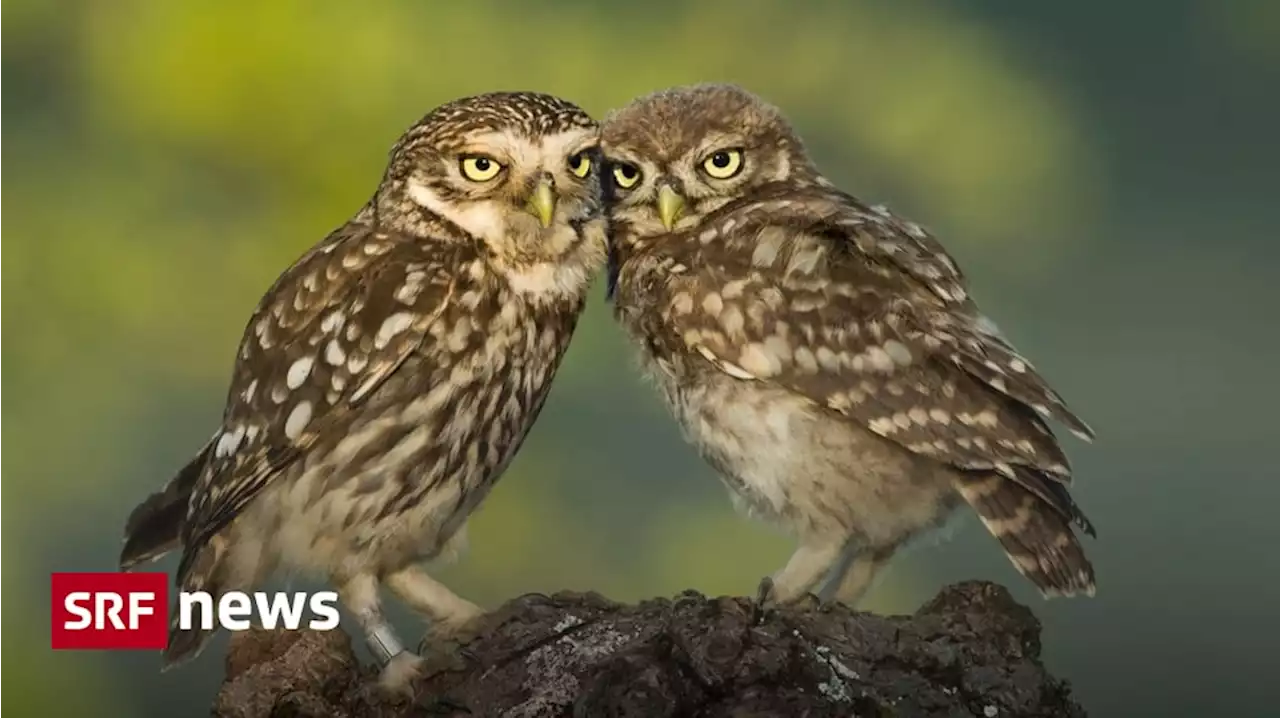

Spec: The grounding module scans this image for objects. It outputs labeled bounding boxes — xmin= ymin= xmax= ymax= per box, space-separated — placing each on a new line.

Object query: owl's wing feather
xmin=715 ymin=188 xmax=1094 ymax=441
xmin=643 ymin=191 xmax=1094 ymax=533
xmin=177 ymin=222 xmax=464 ymax=580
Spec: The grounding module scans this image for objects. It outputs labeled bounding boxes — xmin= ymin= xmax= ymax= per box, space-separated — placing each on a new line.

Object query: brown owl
xmin=601 ymin=83 xmax=1096 ymax=608
xmin=119 ymin=91 xmax=606 ymax=691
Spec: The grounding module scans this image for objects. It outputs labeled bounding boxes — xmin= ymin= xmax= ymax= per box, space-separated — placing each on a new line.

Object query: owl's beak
xmin=524 ymin=177 xmax=556 ymax=229
xmin=657 ymin=184 xmax=685 ymax=231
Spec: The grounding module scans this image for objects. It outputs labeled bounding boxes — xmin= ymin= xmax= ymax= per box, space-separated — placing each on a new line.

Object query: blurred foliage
xmin=1202 ymin=0 xmax=1280 ymax=64
xmin=6 ymin=1 xmax=1279 ymax=716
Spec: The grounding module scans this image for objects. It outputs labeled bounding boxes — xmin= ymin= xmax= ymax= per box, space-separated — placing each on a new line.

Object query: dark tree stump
xmin=213 ymin=580 xmax=1086 ymax=718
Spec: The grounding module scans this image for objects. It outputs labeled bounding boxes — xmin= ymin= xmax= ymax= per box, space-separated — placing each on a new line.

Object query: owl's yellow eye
xmin=460 ymin=155 xmax=503 ymax=182
xmin=613 ymin=163 xmax=641 ymax=189
xmin=568 ymin=151 xmax=592 ymax=178
xmin=702 ymin=149 xmax=743 ymax=179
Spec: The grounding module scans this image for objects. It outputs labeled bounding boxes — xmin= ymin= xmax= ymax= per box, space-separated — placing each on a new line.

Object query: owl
xmin=118 ymin=91 xmax=606 ymax=691
xmin=601 ymin=83 xmax=1097 ymax=608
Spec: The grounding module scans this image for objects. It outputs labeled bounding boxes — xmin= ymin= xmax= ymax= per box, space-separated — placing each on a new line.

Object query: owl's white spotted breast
xmin=179 ymin=218 xmax=587 ymax=579
xmin=630 ymin=335 xmax=960 ymax=546
xmin=611 ymin=185 xmax=1094 ymax=535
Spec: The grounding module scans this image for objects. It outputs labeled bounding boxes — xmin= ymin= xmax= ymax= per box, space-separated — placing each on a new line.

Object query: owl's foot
xmin=414 ymin=607 xmax=507 ymax=675
xmin=754 ymin=575 xmax=822 ymax=616
xmin=376 ymin=650 xmax=426 ymax=698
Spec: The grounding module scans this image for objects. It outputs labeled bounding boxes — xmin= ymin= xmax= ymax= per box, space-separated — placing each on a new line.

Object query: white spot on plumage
xmin=866 ymin=346 xmax=895 ymax=372
xmin=242 ymin=379 xmax=258 ymax=403
xmin=815 ymin=346 xmax=839 ymax=371
xmin=286 ymin=357 xmax=314 ymax=389
xmin=325 ymin=339 xmax=346 ymax=366
xmin=869 ymin=416 xmax=897 ymax=435
xmin=883 ymin=340 xmax=912 ymax=365
xmin=347 ymin=354 xmax=368 ymax=374
xmin=794 ymin=347 xmax=817 ymax=373
xmin=375 ymin=312 xmax=414 ymax=349
xmin=719 ymin=305 xmax=745 ymax=337
xmin=284 ymin=401 xmax=312 ymax=440
xmin=320 ymin=311 xmax=345 ymax=333
xmin=698 ymin=345 xmax=756 ymax=380
xmin=1009 ymin=358 xmax=1027 ymax=373
xmin=974 ymin=409 xmax=998 ymax=428
xmin=215 ymin=426 xmax=245 ymax=458
xmin=738 ymin=343 xmax=780 ymax=377
xmin=395 ymin=272 xmax=426 ymax=305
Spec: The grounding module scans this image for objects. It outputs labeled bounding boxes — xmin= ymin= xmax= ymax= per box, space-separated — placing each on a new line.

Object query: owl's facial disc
xmin=604 ymin=133 xmax=758 ymax=235
xmin=407 ymin=127 xmax=599 ymax=248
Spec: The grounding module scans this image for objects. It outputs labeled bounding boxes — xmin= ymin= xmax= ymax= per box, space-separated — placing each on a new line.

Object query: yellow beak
xmin=657 ymin=184 xmax=685 ymax=231
xmin=525 ymin=178 xmax=556 ymax=229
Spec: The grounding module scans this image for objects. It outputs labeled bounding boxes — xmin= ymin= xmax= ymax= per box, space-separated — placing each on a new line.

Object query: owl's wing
xmin=651 ymin=192 xmax=1095 ymax=533
xmin=177 ymin=222 xmax=465 ymax=579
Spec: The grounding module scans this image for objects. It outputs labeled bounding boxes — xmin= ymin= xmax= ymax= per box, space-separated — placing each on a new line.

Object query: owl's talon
xmin=415 ymin=609 xmax=502 ymax=672
xmin=752 ymin=576 xmax=775 ymax=623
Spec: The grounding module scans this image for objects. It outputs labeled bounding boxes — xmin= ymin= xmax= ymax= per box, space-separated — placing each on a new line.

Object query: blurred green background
xmin=4 ymin=0 xmax=1277 ymax=715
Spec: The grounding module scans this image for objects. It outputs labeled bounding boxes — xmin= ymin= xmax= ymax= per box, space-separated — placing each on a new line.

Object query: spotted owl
xmin=601 ymin=83 xmax=1096 ymax=607
xmin=119 ymin=91 xmax=606 ymax=690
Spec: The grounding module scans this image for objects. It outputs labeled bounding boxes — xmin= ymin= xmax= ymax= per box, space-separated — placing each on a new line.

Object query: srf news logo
xmin=51 ymin=572 xmax=340 ymax=650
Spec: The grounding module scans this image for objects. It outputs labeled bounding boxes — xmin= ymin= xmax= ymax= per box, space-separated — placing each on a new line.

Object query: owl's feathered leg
xmin=384 ymin=564 xmax=497 ymax=682
xmin=763 ymin=540 xmax=845 ymax=605
xmin=336 ymin=573 xmax=423 ymax=695
xmin=818 ymin=545 xmax=894 ymax=606
xmin=385 ymin=564 xmax=485 ymax=635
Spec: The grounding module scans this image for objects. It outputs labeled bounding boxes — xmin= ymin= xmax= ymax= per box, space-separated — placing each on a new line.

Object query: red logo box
xmin=51 ymin=572 xmax=169 ymax=650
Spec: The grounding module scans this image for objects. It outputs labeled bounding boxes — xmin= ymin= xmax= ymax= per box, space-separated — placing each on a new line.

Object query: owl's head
xmin=600 ymin=83 xmax=819 ymax=239
xmin=375 ymin=91 xmax=605 ymax=269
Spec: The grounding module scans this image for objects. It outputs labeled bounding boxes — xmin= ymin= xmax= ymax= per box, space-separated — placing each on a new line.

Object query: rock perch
xmin=213 ymin=580 xmax=1086 ymax=717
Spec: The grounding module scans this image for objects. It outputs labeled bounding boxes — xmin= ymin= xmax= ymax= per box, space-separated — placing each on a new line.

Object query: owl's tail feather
xmin=161 ymin=534 xmax=230 ymax=671
xmin=119 ymin=438 xmax=213 ymax=571
xmin=953 ymin=472 xmax=1097 ymax=597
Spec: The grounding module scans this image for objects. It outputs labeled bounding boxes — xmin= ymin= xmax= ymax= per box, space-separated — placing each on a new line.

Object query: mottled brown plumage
xmin=602 ymin=83 xmax=1096 ymax=606
xmin=119 ymin=91 xmax=606 ymax=690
